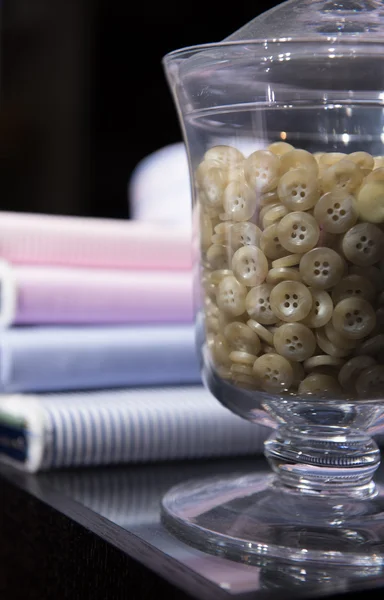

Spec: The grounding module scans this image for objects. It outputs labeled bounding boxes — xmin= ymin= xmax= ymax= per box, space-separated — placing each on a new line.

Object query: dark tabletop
xmin=2 ymin=456 xmax=384 ymax=600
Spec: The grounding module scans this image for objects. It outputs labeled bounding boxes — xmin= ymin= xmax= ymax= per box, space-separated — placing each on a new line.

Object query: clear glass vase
xmin=161 ymin=0 xmax=384 ymax=566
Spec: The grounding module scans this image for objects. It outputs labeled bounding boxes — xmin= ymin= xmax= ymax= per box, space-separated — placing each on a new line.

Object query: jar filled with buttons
xmin=161 ymin=0 xmax=384 ymax=572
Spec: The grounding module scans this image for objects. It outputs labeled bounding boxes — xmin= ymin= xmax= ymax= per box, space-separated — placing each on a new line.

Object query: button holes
xmin=293 ymin=336 xmax=298 ymax=341
xmin=353 ymin=310 xmax=360 ymax=315
xmin=361 ymin=236 xmax=367 ymax=242
xmin=289 ymin=345 xmax=295 ymax=351
xmin=356 ymin=317 xmax=363 ymax=323
xmin=347 ymin=320 xmax=354 ymax=326
xmin=259 ymin=298 xmax=264 ymax=304
xmin=301 ymin=226 xmax=306 ymax=232
xmin=356 ymin=289 xmax=361 ymax=294
xmin=246 ymin=236 xmax=251 ymax=243
xmin=273 ymin=369 xmax=279 ymax=375
xmin=356 ymin=243 xmax=362 ymax=249
xmin=297 ymin=342 xmax=303 ymax=348
xmin=314 ymin=269 xmax=320 ymax=275
xmin=286 ymin=338 xmax=291 ymax=343
xmin=247 ymin=267 xmax=251 ymax=273
xmin=323 ymin=270 xmax=329 ymax=276
xmin=234 ymin=199 xmax=239 ymax=205
xmin=266 ymin=367 xmax=271 ymax=373
xmin=323 ymin=262 xmax=329 ymax=267
xmin=293 ymin=224 xmax=298 ymax=230
xmin=293 ymin=294 xmax=298 ymax=299
xmin=264 ymin=374 xmax=270 ymax=380
xmin=292 ymin=190 xmax=298 ymax=196
xmin=327 ymin=208 xmax=333 ymax=214
xmin=260 ymin=306 xmax=266 ymax=312
xmin=346 ymin=289 xmax=353 ymax=294
xmin=293 ymin=302 xmax=298 ymax=308
xmin=334 ymin=203 xmax=341 ymax=209
xmin=284 ymin=294 xmax=290 ymax=299
xmin=302 ymin=184 xmax=307 ymax=190
xmin=315 ymin=301 xmax=320 ymax=307
xmin=315 ymin=309 xmax=319 ymax=315
xmin=300 ymin=191 xmax=306 ymax=198
xmin=262 ymin=173 xmax=267 ymax=180
xmin=332 ymin=215 xmax=339 ymax=221
xmin=363 ymin=248 xmax=370 ymax=254
xmin=255 ymin=170 xmax=260 ymax=177
xmin=284 ymin=301 xmax=290 ymax=307
xmin=272 ymin=376 xmax=278 ymax=381
xmin=299 ymin=234 xmax=305 ymax=240
xmin=314 ymin=261 xmax=320 ymax=267
xmin=368 ymin=240 xmax=374 ymax=246
xmin=273 ymin=236 xmax=279 ymax=243
xmin=291 ymin=233 xmax=297 ymax=238
xmin=340 ymin=209 xmax=346 ymax=216
xmin=346 ymin=312 xmax=352 ymax=318
xmin=245 ymin=259 xmax=249 ymax=265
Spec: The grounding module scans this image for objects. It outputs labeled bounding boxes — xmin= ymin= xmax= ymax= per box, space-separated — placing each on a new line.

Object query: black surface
xmin=2 ymin=457 xmax=384 ymax=600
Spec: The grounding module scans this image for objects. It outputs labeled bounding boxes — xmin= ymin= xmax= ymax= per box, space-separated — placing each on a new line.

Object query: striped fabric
xmin=0 ymin=324 xmax=200 ymax=392
xmin=0 ymin=387 xmax=269 ymax=472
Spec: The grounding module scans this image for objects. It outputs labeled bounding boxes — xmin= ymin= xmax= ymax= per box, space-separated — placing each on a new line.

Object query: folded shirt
xmin=0 ymin=211 xmax=192 ymax=270
xmin=0 ymin=324 xmax=200 ymax=392
xmin=0 ymin=386 xmax=269 ymax=472
xmin=0 ymin=261 xmax=194 ymax=326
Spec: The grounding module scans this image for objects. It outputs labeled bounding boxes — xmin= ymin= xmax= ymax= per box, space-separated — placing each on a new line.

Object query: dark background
xmin=0 ymin=0 xmax=278 ymax=220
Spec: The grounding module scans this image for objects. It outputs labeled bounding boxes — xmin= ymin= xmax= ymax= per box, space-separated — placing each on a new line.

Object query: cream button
xmin=355 ymin=334 xmax=384 ymax=357
xmin=289 ymin=360 xmax=306 ymax=387
xmin=259 ymin=202 xmax=280 ymax=226
xmin=260 ymin=224 xmax=289 ymax=260
xmin=365 ymin=167 xmax=384 ymax=184
xmin=298 ymin=374 xmax=341 ymax=396
xmin=301 ymin=288 xmax=333 ymax=328
xmin=342 ymin=222 xmax=384 ymax=266
xmin=349 ymin=264 xmax=383 ymax=291
xmin=355 ymin=365 xmax=384 ymax=397
xmin=374 ymin=156 xmax=384 ymax=169
xmin=224 ymin=321 xmax=261 ymax=354
xmin=247 ymin=319 xmax=274 ymax=345
xmin=206 ymin=244 xmax=232 ymax=270
xmin=267 ymin=141 xmax=294 ymax=156
xmin=232 ymin=245 xmax=268 ymax=287
xmin=205 ymin=316 xmax=219 ymax=334
xmin=315 ymin=328 xmax=351 ymax=358
xmin=279 ymin=149 xmax=318 ymax=177
xmin=332 ymin=274 xmax=376 ymax=305
xmin=196 ymin=160 xmax=228 ymax=210
xmin=204 ymin=145 xmax=244 ymax=168
xmin=229 ymin=222 xmax=262 ymax=251
xmin=348 ymin=151 xmax=374 ymax=174
xmin=321 ymin=158 xmax=363 ymax=193
xmin=299 ymin=247 xmax=345 ymax=290
xmin=262 ymin=204 xmax=289 ymax=229
xmin=277 ymin=167 xmax=320 ymax=211
xmin=277 ymin=211 xmax=320 ymax=253
xmin=319 ymin=152 xmax=346 ymax=170
xmin=357 ymin=181 xmax=384 ymax=223
xmin=324 ymin=320 xmax=358 ymax=350
xmin=229 ymin=350 xmax=258 ymax=365
xmin=304 ymin=354 xmax=345 ymax=372
xmin=273 ymin=322 xmax=316 ymax=362
xmin=270 ymin=280 xmax=312 ymax=322
xmin=260 ymin=190 xmax=280 ymax=207
xmin=271 ymin=254 xmax=301 ymax=268
xmin=216 ymin=275 xmax=247 ymax=316
xmin=266 ymin=267 xmax=302 ymax=284
xmin=314 ymin=190 xmax=358 ymax=234
xmin=338 ymin=355 xmax=376 ymax=392
xmin=211 ymin=334 xmax=232 ymax=367
xmin=332 ymin=297 xmax=376 ymax=340
xmin=244 ymin=150 xmax=280 ymax=193
xmin=222 ymin=181 xmax=257 ymax=222
xmin=245 ymin=283 xmax=278 ymax=325
xmin=252 ymin=353 xmax=294 ymax=393
xmin=200 ymin=211 xmax=213 ymax=252
xmin=208 ymin=269 xmax=233 ymax=286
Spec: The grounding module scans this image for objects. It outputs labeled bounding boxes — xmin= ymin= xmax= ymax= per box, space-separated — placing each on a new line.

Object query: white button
xmin=277 ymin=211 xmax=320 ymax=254
xmin=324 ymin=320 xmax=358 ymax=350
xmin=252 ymin=353 xmax=294 ymax=393
xmin=244 ymin=150 xmax=280 ymax=193
xmin=232 ymin=245 xmax=268 ymax=287
xmin=222 ymin=181 xmax=257 ymax=222
xmin=206 ymin=244 xmax=232 ymax=270
xmin=342 ymin=222 xmax=384 ymax=266
xmin=245 ymin=283 xmax=278 ymax=325
xmin=356 ymin=181 xmax=384 ymax=224
xmin=348 ymin=151 xmax=374 ymax=175
xmin=298 ymin=374 xmax=341 ymax=396
xmin=273 ymin=322 xmax=316 ymax=362
xmin=279 ymin=149 xmax=318 ymax=177
xmin=224 ymin=321 xmax=261 ymax=354
xmin=247 ymin=319 xmax=274 ymax=345
xmin=196 ymin=160 xmax=228 ymax=210
xmin=208 ymin=269 xmax=233 ymax=286
xmin=266 ymin=267 xmax=302 ymax=284
xmin=204 ymin=145 xmax=244 ymax=168
xmin=278 ymin=167 xmax=320 ymax=211
xmin=355 ymin=365 xmax=384 ymax=398
xmin=271 ymin=254 xmax=301 ymax=268
xmin=314 ymin=190 xmax=358 ymax=234
xmin=210 ymin=334 xmax=232 ymax=367
xmin=366 ymin=167 xmax=384 ymax=184
xmin=229 ymin=350 xmax=258 ymax=365
xmin=301 ymin=288 xmax=333 ymax=329
xmin=315 ymin=328 xmax=351 ymax=358
xmin=355 ymin=334 xmax=384 ymax=357
xmin=299 ymin=247 xmax=345 ymax=290
xmin=262 ymin=204 xmax=289 ymax=229
xmin=270 ymin=280 xmax=312 ymax=322
xmin=304 ymin=354 xmax=345 ymax=372
xmin=267 ymin=141 xmax=294 ymax=156
xmin=338 ymin=355 xmax=376 ymax=392
xmin=319 ymin=152 xmax=346 ymax=170
xmin=332 ymin=297 xmax=376 ymax=340
xmin=200 ymin=211 xmax=213 ymax=252
xmin=216 ymin=275 xmax=247 ymax=316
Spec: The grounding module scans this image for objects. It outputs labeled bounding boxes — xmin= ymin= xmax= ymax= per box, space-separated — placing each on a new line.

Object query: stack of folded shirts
xmin=0 ymin=211 xmax=269 ymax=471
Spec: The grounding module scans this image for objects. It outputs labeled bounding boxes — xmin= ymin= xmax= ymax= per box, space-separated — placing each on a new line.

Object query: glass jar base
xmin=161 ymin=471 xmax=384 ymax=567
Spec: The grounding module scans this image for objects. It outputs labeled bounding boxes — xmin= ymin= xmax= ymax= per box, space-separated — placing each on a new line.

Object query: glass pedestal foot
xmin=161 ymin=471 xmax=384 ymax=566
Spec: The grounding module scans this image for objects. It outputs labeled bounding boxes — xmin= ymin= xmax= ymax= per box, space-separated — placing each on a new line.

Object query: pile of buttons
xmin=198 ymin=143 xmax=384 ymax=398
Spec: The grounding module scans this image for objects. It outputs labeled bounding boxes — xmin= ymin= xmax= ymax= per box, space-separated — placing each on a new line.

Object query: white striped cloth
xmin=0 ymin=387 xmax=269 ymax=472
